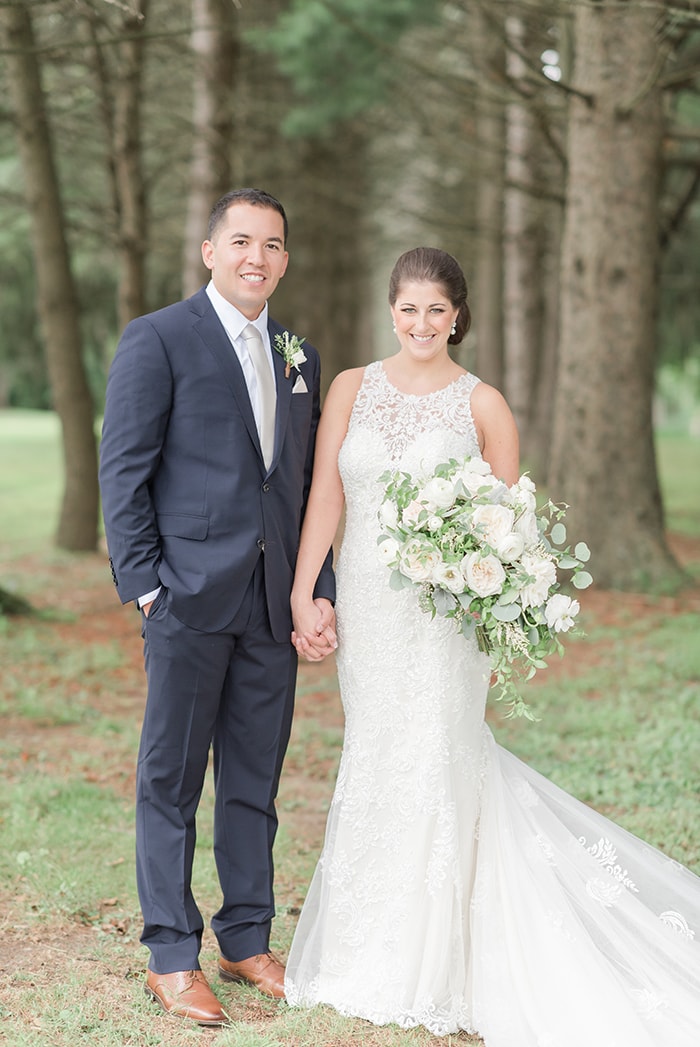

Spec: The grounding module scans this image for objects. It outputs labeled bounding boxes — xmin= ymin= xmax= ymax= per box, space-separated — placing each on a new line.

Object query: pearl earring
xmin=392 ymin=320 xmax=396 ymax=333
xmin=450 ymin=321 xmax=457 ymax=336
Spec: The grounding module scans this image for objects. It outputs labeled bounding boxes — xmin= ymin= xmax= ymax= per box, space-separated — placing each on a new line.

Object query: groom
xmin=99 ymin=188 xmax=336 ymax=1026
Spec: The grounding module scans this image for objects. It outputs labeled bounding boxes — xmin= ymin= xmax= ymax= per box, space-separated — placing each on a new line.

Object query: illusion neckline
xmin=377 ymin=361 xmax=471 ymax=400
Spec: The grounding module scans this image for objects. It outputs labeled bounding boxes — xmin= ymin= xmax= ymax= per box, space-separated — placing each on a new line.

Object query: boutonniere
xmin=274 ymin=331 xmax=307 ymax=378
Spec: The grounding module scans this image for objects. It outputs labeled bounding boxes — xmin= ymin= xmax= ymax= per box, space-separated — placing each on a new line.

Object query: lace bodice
xmin=337 ymin=361 xmax=481 ymax=577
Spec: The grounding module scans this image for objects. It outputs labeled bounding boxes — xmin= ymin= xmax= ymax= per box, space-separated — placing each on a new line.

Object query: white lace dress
xmin=285 ymin=362 xmax=700 ymax=1045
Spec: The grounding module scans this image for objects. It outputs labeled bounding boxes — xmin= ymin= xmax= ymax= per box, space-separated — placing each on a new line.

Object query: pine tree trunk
xmin=1 ymin=3 xmax=99 ymax=552
xmin=181 ymin=0 xmax=238 ymax=297
xmin=472 ymin=7 xmax=506 ymax=392
xmin=113 ymin=0 xmax=149 ymax=327
xmin=550 ymin=2 xmax=684 ymax=590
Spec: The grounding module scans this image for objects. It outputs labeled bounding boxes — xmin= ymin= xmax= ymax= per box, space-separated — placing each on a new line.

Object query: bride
xmin=285 ymin=247 xmax=700 ymax=1045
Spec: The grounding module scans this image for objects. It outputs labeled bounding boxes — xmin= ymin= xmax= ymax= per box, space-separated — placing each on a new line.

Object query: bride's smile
xmin=390 ymin=279 xmax=458 ymax=360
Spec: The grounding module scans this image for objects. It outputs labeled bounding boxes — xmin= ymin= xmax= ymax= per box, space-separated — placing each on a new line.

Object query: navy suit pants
xmin=136 ymin=559 xmax=297 ymax=974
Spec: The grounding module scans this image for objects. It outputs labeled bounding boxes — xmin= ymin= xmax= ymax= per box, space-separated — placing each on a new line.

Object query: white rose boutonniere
xmin=274 ymin=331 xmax=307 ymax=378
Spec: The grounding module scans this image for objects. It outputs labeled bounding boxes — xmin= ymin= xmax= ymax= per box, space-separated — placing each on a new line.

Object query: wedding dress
xmin=285 ymin=361 xmax=700 ymax=1045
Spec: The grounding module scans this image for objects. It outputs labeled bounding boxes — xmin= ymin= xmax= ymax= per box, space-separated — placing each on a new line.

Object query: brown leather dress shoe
xmin=218 ymin=951 xmax=286 ymax=999
xmin=145 ymin=969 xmax=230 ymax=1026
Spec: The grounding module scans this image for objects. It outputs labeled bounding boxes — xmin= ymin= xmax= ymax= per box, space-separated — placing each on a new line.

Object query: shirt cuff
xmin=137 ymin=587 xmax=161 ymax=608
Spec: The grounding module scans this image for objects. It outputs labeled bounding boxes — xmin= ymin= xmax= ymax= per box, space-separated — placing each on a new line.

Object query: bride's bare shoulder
xmin=325 ymin=366 xmax=367 ymax=407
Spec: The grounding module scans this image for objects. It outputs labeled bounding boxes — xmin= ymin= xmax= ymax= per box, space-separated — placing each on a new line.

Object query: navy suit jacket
xmin=99 ymin=287 xmax=334 ymax=640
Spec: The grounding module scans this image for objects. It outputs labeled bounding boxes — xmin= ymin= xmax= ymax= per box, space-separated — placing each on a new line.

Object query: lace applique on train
xmin=285 ymin=361 xmax=700 ymax=1046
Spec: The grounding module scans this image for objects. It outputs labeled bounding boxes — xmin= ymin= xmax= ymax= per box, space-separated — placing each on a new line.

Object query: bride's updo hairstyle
xmin=388 ymin=247 xmax=471 ymax=346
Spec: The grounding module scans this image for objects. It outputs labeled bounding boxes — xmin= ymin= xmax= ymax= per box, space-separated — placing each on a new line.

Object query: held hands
xmin=291 ymin=597 xmax=337 ymax=662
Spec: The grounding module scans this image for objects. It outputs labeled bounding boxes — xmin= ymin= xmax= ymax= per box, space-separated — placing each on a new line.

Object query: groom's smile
xmin=201 ymin=201 xmax=289 ymax=320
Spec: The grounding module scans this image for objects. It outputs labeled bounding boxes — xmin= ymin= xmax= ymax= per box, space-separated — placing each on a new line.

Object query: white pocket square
xmin=292 ymin=373 xmax=308 ymax=394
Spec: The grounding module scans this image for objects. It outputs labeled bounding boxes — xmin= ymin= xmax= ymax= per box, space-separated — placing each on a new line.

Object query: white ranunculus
xmin=400 ymin=540 xmax=438 ymax=582
xmin=378 ymin=499 xmax=398 ymax=529
xmin=518 ymin=552 xmax=557 ymax=608
xmin=420 ymin=476 xmax=456 ymax=509
xmin=291 ymin=348 xmax=307 ymax=368
xmin=432 ymin=561 xmax=466 ymax=594
xmin=544 ymin=593 xmax=580 ymax=633
xmin=462 ymin=551 xmax=506 ymax=598
xmin=471 ymin=504 xmax=515 ymax=548
xmin=495 ymin=531 xmax=525 ymax=563
xmin=426 ymin=514 xmax=443 ymax=532
xmin=377 ymin=537 xmax=400 ymax=565
xmin=514 ymin=509 xmax=540 ymax=549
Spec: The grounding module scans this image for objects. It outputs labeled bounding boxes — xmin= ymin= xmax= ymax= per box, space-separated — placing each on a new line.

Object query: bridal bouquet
xmin=377 ymin=457 xmax=593 ymax=719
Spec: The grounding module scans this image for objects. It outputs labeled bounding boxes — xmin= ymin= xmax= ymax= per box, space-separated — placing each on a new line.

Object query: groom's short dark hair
xmin=208 ymin=188 xmax=289 ymax=245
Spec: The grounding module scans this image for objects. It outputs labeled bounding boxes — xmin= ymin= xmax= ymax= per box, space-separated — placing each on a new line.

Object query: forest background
xmin=1 ymin=2 xmax=700 ymax=1044
xmin=0 ymin=0 xmax=699 ymax=593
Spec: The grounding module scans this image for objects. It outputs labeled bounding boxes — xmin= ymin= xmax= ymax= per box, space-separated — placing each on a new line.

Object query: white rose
xmin=377 ymin=537 xmax=400 ymax=566
xmin=494 ymin=531 xmax=525 ymax=563
xmin=432 ymin=561 xmax=466 ymax=594
xmin=454 ymin=462 xmax=491 ymax=498
xmin=471 ymin=504 xmax=515 ymax=548
xmin=378 ymin=499 xmax=398 ymax=529
xmin=400 ymin=540 xmax=438 ymax=582
xmin=462 ymin=551 xmax=506 ymax=598
xmin=511 ymin=485 xmax=537 ymax=512
xmin=426 ymin=514 xmax=443 ymax=532
xmin=420 ymin=476 xmax=455 ymax=509
xmin=544 ymin=593 xmax=580 ymax=633
xmin=514 ymin=509 xmax=540 ymax=548
xmin=402 ymin=499 xmax=428 ymax=528
xmin=516 ymin=474 xmax=536 ymax=493
xmin=519 ymin=552 xmax=557 ymax=608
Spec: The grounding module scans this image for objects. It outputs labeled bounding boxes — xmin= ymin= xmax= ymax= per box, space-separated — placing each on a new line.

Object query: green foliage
xmin=0 ymin=157 xmax=48 ymax=408
xmin=656 ymin=431 xmax=700 ymax=541
xmin=0 ymin=410 xmax=64 ymax=556
xmin=249 ymin=0 xmax=441 ymax=134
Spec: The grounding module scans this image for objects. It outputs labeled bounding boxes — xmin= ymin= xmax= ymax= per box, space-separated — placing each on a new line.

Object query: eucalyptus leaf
xmin=550 ymin=522 xmax=567 ymax=545
xmin=573 ymin=570 xmax=593 ymax=589
xmin=496 ymin=589 xmax=519 ymax=605
xmin=433 ymin=588 xmax=457 ymax=615
xmin=490 ymin=603 xmax=521 ymax=622
xmin=575 ymin=542 xmax=591 ymax=562
xmin=461 ymin=617 xmax=476 ymax=638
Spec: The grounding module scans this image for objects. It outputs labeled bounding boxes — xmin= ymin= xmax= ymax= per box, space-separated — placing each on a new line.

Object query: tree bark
xmin=1 ymin=3 xmax=99 ymax=552
xmin=550 ymin=1 xmax=685 ymax=590
xmin=472 ymin=5 xmax=506 ymax=392
xmin=181 ymin=0 xmax=238 ymax=296
xmin=113 ymin=0 xmax=150 ymax=327
xmin=503 ymin=14 xmax=553 ymax=470
xmin=182 ymin=0 xmax=238 ymax=297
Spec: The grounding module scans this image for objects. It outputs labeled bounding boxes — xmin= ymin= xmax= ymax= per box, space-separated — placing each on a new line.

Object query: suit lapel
xmin=191 ymin=291 xmax=264 ymax=463
xmin=190 ymin=294 xmax=299 ymax=475
xmin=269 ymin=321 xmax=293 ymax=473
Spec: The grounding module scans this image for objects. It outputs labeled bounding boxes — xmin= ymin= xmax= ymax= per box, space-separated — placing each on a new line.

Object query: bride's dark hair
xmin=388 ymin=247 xmax=471 ymax=345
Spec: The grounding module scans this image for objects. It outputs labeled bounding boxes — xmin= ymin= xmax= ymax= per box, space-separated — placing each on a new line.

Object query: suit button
xmin=262 ymin=483 xmax=270 ymax=493
xmin=257 ymin=538 xmax=266 ymax=551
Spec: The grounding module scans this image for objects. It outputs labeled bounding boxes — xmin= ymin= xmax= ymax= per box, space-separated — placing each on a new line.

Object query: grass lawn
xmin=0 ymin=410 xmax=698 ymax=1046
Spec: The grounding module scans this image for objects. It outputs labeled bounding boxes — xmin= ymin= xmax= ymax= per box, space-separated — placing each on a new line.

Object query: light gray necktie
xmin=242 ymin=323 xmax=276 ymax=468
